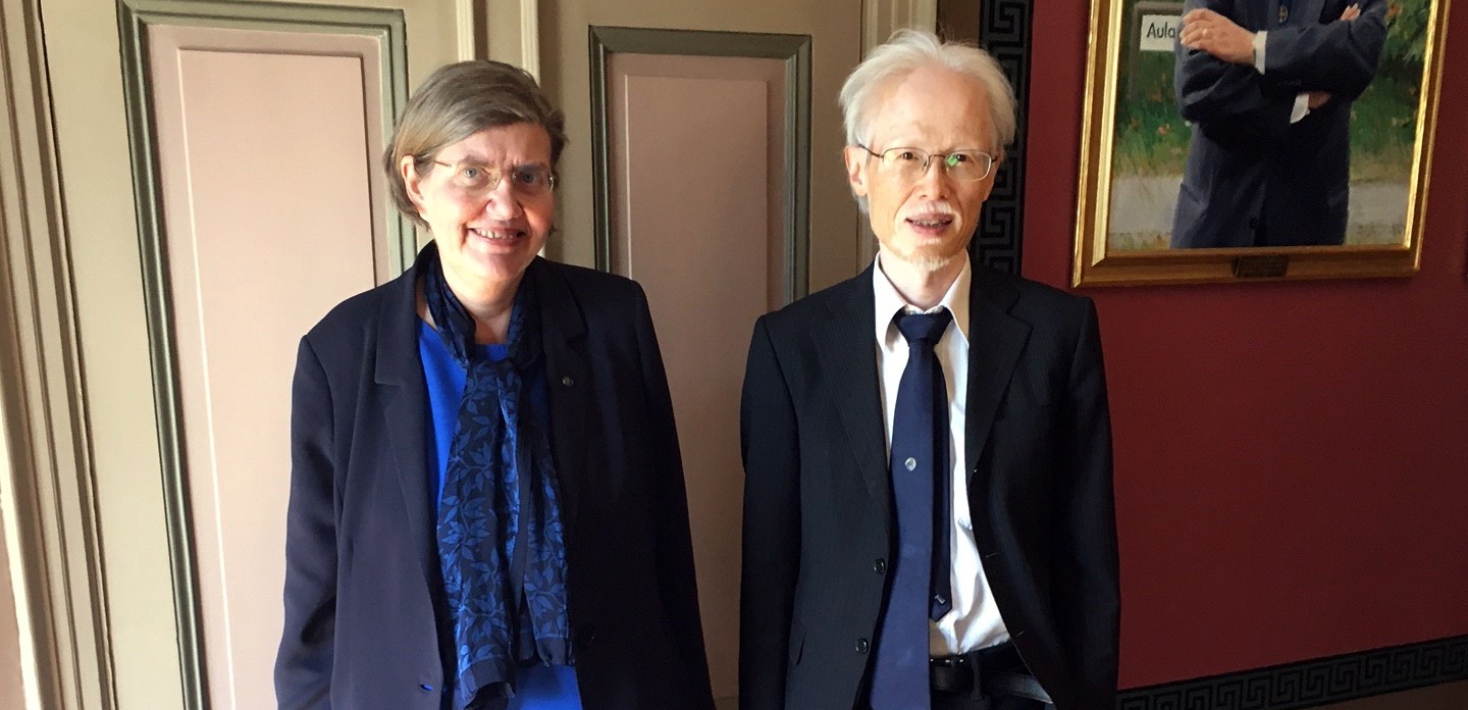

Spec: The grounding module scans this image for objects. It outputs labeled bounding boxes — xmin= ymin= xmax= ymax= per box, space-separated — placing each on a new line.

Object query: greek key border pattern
xmin=1117 ymin=636 xmax=1468 ymax=709
xmin=973 ymin=0 xmax=1032 ymax=275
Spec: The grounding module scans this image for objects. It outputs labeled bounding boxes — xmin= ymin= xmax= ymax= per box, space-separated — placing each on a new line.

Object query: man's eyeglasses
xmin=857 ymin=145 xmax=997 ymax=183
xmin=431 ymin=160 xmax=558 ymax=198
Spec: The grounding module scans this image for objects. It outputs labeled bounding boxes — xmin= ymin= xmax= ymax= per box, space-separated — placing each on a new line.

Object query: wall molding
xmin=456 ymin=0 xmax=538 ymax=70
xmin=1119 ymin=636 xmax=1468 ymax=709
xmin=588 ymin=26 xmax=812 ymax=302
xmin=972 ymin=0 xmax=1031 ymax=275
xmin=861 ymin=0 xmax=938 ymax=54
xmin=0 ymin=0 xmax=116 ymax=705
xmin=116 ymin=0 xmax=414 ymax=272
xmin=518 ymin=0 xmax=539 ymax=79
xmin=455 ymin=0 xmax=475 ymax=60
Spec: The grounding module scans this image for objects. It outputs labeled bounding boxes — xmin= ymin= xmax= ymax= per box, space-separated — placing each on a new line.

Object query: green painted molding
xmin=118 ymin=0 xmax=413 ymax=272
xmin=588 ymin=26 xmax=812 ymax=303
xmin=115 ymin=1 xmax=410 ymax=706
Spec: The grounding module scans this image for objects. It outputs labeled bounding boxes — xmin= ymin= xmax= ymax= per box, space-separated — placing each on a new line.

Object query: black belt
xmin=929 ymin=642 xmax=1053 ymax=705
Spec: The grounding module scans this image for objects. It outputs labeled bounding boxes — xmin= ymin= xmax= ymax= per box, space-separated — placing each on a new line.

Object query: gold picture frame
xmin=1074 ymin=0 xmax=1451 ymax=286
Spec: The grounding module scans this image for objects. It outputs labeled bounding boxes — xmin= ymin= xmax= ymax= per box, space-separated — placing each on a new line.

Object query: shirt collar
xmin=872 ymin=253 xmax=971 ymax=348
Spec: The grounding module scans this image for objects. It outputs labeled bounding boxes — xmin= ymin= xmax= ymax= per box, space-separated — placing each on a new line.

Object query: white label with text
xmin=1140 ymin=14 xmax=1182 ymax=52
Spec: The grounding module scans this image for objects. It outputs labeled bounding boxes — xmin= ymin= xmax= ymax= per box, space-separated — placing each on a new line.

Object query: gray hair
xmin=839 ymin=29 xmax=1017 ymax=152
xmin=383 ymin=60 xmax=567 ymax=226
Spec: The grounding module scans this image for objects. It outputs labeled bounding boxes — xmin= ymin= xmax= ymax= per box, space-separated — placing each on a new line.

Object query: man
xmin=1171 ymin=0 xmax=1386 ymax=248
xmin=739 ymin=30 xmax=1118 ymax=710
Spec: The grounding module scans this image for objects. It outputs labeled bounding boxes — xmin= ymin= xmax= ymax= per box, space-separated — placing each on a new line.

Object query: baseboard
xmin=1118 ymin=635 xmax=1468 ymax=710
xmin=712 ymin=635 xmax=1467 ymax=709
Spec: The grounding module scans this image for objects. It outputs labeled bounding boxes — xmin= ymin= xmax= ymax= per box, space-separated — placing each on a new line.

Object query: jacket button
xmin=561 ymin=375 xmax=575 ymax=387
xmin=873 ymin=558 xmax=886 ymax=574
xmin=855 ymin=638 xmax=870 ymax=654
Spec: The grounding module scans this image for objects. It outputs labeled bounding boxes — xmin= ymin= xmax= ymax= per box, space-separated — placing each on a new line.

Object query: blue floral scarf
xmin=422 ymin=247 xmax=573 ymax=710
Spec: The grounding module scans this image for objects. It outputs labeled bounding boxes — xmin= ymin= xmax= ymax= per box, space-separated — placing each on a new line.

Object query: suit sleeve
xmin=1174 ymin=0 xmax=1293 ymax=142
xmin=1264 ymin=0 xmax=1386 ymax=100
xmin=275 ymin=337 xmax=337 ymax=709
xmin=738 ymin=317 xmax=801 ymax=710
xmin=630 ymin=285 xmax=716 ymax=709
xmin=1055 ymin=300 xmax=1120 ymax=710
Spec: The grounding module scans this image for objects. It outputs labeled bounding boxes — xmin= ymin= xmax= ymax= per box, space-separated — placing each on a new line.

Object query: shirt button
xmin=855 ymin=638 xmax=870 ymax=654
xmin=873 ymin=558 xmax=886 ymax=574
xmin=561 ymin=375 xmax=575 ymax=387
xmin=904 ymin=457 xmax=917 ymax=471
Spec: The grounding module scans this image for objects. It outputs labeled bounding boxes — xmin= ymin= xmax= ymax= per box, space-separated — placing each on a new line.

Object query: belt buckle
xmin=930 ymin=654 xmax=966 ymax=669
xmin=929 ymin=653 xmax=978 ymax=694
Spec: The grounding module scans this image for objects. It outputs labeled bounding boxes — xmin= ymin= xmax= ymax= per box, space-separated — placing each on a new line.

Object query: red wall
xmin=1022 ymin=0 xmax=1468 ymax=689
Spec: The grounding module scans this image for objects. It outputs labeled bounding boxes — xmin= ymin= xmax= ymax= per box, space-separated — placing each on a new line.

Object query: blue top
xmin=419 ymin=321 xmax=582 ymax=710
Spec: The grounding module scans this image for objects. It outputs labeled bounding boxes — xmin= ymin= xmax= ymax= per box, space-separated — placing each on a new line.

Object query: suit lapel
xmin=814 ymin=267 xmax=891 ymax=532
xmin=964 ymin=264 xmax=1031 ymax=484
xmin=375 ymin=262 xmax=437 ymax=585
xmin=531 ymin=259 xmax=589 ymax=545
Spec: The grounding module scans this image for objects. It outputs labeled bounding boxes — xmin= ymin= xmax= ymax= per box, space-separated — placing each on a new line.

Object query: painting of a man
xmin=1171 ymin=0 xmax=1387 ymax=248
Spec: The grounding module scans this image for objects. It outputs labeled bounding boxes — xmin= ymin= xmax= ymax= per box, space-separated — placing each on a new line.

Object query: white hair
xmin=839 ymin=29 xmax=1017 ymax=152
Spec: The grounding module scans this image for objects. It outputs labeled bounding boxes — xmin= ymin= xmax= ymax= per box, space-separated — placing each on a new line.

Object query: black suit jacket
xmin=739 ymin=257 xmax=1119 ymax=710
xmin=1171 ymin=0 xmax=1386 ymax=248
xmin=275 ymin=253 xmax=715 ymax=710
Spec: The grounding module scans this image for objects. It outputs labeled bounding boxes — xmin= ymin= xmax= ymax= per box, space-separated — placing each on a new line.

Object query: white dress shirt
xmin=872 ymin=255 xmax=1009 ymax=656
xmin=1252 ymin=31 xmax=1312 ymax=123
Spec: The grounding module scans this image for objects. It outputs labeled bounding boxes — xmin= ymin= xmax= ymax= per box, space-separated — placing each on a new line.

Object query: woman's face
xmin=402 ymin=122 xmax=555 ymax=298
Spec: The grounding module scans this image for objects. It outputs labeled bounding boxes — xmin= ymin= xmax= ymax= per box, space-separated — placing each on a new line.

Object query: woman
xmin=275 ymin=60 xmax=715 ymax=710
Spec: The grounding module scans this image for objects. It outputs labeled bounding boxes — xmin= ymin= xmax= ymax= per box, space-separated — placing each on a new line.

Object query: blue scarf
xmin=422 ymin=246 xmax=573 ymax=710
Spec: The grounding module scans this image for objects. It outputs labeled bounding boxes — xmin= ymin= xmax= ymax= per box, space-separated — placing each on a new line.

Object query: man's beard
xmin=906 ymin=250 xmax=962 ymax=273
xmin=885 ymin=238 xmax=966 ymax=274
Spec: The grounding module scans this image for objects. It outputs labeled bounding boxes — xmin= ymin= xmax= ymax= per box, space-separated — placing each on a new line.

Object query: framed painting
xmin=1074 ymin=0 xmax=1450 ymax=285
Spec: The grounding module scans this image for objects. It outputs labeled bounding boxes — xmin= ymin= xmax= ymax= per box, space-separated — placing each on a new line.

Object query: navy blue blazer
xmin=275 ymin=253 xmax=715 ymax=710
xmin=739 ymin=256 xmax=1119 ymax=710
xmin=1172 ymin=0 xmax=1386 ymax=248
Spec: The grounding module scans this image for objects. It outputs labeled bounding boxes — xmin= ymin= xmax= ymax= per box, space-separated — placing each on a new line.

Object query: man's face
xmin=844 ymin=65 xmax=999 ymax=273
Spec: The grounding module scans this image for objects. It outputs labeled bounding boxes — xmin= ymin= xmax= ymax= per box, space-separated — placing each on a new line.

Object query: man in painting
xmin=1171 ymin=0 xmax=1387 ymax=248
xmin=739 ymin=30 xmax=1119 ymax=710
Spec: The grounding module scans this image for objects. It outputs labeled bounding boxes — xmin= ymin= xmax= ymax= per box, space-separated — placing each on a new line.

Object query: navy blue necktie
xmin=869 ymin=310 xmax=953 ymax=710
